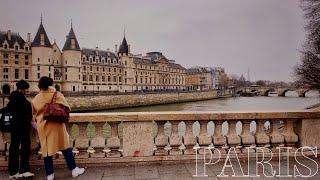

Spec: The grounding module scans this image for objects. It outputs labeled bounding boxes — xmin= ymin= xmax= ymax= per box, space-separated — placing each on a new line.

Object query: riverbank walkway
xmin=1 ymin=157 xmax=320 ymax=179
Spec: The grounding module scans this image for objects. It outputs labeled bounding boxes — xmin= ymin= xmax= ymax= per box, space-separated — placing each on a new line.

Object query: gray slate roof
xmin=0 ymin=31 xmax=26 ymax=49
xmin=32 ymin=23 xmax=52 ymax=47
xmin=82 ymin=48 xmax=117 ymax=59
xmin=62 ymin=27 xmax=81 ymax=51
xmin=118 ymin=37 xmax=129 ymax=55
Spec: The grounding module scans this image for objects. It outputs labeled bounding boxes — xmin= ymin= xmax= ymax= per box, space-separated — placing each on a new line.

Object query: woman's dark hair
xmin=38 ymin=76 xmax=53 ymax=90
xmin=16 ymin=80 xmax=30 ymax=90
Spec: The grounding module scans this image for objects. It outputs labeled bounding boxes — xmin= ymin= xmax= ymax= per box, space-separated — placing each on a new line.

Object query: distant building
xmin=0 ymin=19 xmax=186 ymax=93
xmin=186 ymin=67 xmax=213 ymax=91
xmin=210 ymin=67 xmax=227 ymax=89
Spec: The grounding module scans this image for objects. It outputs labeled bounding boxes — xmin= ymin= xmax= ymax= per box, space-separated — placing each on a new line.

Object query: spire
xmin=118 ymin=29 xmax=129 ymax=55
xmin=31 ymin=17 xmax=52 ymax=47
xmin=62 ymin=22 xmax=81 ymax=51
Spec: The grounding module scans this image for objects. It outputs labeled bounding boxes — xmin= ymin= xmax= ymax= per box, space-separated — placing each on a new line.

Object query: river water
xmin=104 ymin=90 xmax=320 ymax=112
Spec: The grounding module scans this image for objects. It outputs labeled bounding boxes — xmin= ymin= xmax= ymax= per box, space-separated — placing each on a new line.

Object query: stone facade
xmin=186 ymin=67 xmax=213 ymax=91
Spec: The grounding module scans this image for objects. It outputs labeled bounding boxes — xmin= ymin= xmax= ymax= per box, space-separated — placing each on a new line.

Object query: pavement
xmin=0 ymin=158 xmax=320 ymax=180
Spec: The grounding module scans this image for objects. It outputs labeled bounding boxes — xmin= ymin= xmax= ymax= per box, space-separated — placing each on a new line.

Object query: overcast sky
xmin=0 ymin=0 xmax=306 ymax=82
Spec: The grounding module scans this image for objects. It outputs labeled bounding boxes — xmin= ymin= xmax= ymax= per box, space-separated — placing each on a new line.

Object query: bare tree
xmin=295 ymin=0 xmax=320 ymax=89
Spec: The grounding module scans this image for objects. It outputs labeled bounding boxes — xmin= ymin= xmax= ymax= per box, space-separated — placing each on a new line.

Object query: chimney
xmin=27 ymin=33 xmax=31 ymax=42
xmin=128 ymin=44 xmax=130 ymax=53
xmin=7 ymin=30 xmax=11 ymax=41
xmin=115 ymin=44 xmax=118 ymax=53
xmin=95 ymin=46 xmax=98 ymax=55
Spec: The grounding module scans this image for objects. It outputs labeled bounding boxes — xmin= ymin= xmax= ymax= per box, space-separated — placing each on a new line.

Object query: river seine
xmin=104 ymin=90 xmax=320 ymax=112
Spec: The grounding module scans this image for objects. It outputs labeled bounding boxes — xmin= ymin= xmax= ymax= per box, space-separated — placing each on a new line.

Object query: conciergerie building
xmin=0 ymin=19 xmax=187 ymax=93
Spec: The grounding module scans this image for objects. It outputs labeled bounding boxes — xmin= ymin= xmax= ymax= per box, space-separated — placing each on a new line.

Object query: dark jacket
xmin=6 ymin=91 xmax=32 ymax=128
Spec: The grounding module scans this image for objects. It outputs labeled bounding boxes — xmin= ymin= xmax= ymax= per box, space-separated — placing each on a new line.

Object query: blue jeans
xmin=44 ymin=148 xmax=76 ymax=175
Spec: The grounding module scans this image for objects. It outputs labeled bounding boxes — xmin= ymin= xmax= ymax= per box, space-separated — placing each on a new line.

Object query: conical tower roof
xmin=32 ymin=19 xmax=52 ymax=47
xmin=118 ymin=36 xmax=129 ymax=55
xmin=62 ymin=25 xmax=81 ymax=51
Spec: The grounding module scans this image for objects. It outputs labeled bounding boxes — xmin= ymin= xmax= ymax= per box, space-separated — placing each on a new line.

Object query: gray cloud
xmin=0 ymin=0 xmax=305 ymax=81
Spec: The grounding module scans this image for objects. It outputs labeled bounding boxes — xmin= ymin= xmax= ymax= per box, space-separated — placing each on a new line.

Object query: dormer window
xmin=71 ymin=39 xmax=76 ymax=49
xmin=15 ymin=45 xmax=19 ymax=51
xmin=4 ymin=44 xmax=8 ymax=49
xmin=40 ymin=34 xmax=45 ymax=46
xmin=25 ymin=46 xmax=29 ymax=51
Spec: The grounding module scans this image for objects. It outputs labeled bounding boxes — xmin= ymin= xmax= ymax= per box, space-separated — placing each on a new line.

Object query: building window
xmin=15 ymin=54 xmax=19 ymax=64
xmin=102 ymin=76 xmax=105 ymax=82
xmin=83 ymin=66 xmax=86 ymax=71
xmin=96 ymin=67 xmax=99 ymax=72
xmin=49 ymin=58 xmax=50 ymax=63
xmin=65 ymin=75 xmax=68 ymax=80
xmin=25 ymin=55 xmax=29 ymax=65
xmin=114 ymin=68 xmax=116 ymax=73
xmin=49 ymin=73 xmax=51 ymax=78
xmin=83 ymin=75 xmax=87 ymax=81
xmin=49 ymin=66 xmax=51 ymax=71
xmin=108 ymin=76 xmax=111 ymax=82
xmin=89 ymin=75 xmax=93 ymax=81
xmin=37 ymin=66 xmax=40 ymax=71
xmin=25 ymin=69 xmax=29 ymax=79
xmin=14 ymin=69 xmax=19 ymax=79
xmin=90 ymin=66 xmax=92 ymax=71
xmin=119 ymin=77 xmax=122 ymax=82
xmin=3 ymin=54 xmax=9 ymax=64
xmin=15 ymin=45 xmax=19 ymax=50
xmin=37 ymin=73 xmax=40 ymax=79
xmin=65 ymin=68 xmax=67 ymax=72
xmin=72 ymin=86 xmax=76 ymax=92
xmin=96 ymin=75 xmax=99 ymax=81
xmin=38 ymin=58 xmax=40 ymax=62
xmin=113 ymin=76 xmax=116 ymax=82
xmin=4 ymin=44 xmax=8 ymax=49
xmin=3 ymin=68 xmax=9 ymax=79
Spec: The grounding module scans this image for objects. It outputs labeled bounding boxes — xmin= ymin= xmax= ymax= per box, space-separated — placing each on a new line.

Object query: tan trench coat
xmin=32 ymin=87 xmax=70 ymax=157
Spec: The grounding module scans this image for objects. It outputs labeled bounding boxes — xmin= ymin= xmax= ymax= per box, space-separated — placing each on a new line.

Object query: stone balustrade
xmin=0 ymin=111 xmax=320 ymax=167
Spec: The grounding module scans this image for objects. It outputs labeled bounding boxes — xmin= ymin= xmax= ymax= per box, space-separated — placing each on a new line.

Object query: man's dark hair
xmin=38 ymin=76 xmax=53 ymax=90
xmin=16 ymin=80 xmax=30 ymax=90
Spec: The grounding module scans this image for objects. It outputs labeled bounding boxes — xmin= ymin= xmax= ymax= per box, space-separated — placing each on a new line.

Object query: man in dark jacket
xmin=7 ymin=80 xmax=34 ymax=178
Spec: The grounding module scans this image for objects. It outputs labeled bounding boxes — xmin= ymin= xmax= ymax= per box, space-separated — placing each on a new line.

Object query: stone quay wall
xmin=66 ymin=90 xmax=219 ymax=112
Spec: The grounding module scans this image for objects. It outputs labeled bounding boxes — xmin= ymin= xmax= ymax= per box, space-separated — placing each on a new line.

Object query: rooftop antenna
xmin=41 ymin=13 xmax=43 ymax=24
xmin=71 ymin=18 xmax=73 ymax=28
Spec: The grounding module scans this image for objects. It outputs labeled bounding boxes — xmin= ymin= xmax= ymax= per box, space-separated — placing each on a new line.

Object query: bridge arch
xmin=278 ymin=89 xmax=290 ymax=97
xmin=262 ymin=89 xmax=272 ymax=96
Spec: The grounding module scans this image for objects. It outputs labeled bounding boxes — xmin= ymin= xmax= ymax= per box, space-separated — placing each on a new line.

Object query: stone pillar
xmin=123 ymin=121 xmax=154 ymax=157
xmin=213 ymin=121 xmax=226 ymax=148
xmin=183 ymin=121 xmax=196 ymax=154
xmin=90 ymin=122 xmax=106 ymax=157
xmin=282 ymin=120 xmax=298 ymax=147
xmin=107 ymin=122 xmax=121 ymax=157
xmin=226 ymin=121 xmax=241 ymax=147
xmin=169 ymin=121 xmax=183 ymax=155
xmin=75 ymin=123 xmax=89 ymax=157
xmin=255 ymin=120 xmax=270 ymax=147
xmin=155 ymin=121 xmax=169 ymax=155
xmin=240 ymin=120 xmax=255 ymax=148
xmin=270 ymin=119 xmax=284 ymax=149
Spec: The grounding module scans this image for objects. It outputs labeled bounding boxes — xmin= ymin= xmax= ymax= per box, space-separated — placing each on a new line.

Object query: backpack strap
xmin=50 ymin=92 xmax=58 ymax=104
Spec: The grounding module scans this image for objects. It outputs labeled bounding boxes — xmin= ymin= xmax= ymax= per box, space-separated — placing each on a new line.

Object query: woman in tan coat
xmin=32 ymin=76 xmax=84 ymax=180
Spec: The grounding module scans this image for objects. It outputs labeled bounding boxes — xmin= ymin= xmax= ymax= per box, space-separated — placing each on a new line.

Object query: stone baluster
xmin=155 ymin=121 xmax=169 ymax=155
xmin=270 ymin=119 xmax=284 ymax=149
xmin=240 ymin=120 xmax=255 ymax=151
xmin=255 ymin=120 xmax=270 ymax=147
xmin=282 ymin=119 xmax=298 ymax=147
xmin=67 ymin=123 xmax=79 ymax=155
xmin=106 ymin=122 xmax=121 ymax=157
xmin=90 ymin=122 xmax=106 ymax=157
xmin=198 ymin=120 xmax=212 ymax=154
xmin=226 ymin=121 xmax=241 ymax=151
xmin=75 ymin=123 xmax=89 ymax=157
xmin=169 ymin=121 xmax=183 ymax=155
xmin=213 ymin=121 xmax=227 ymax=150
xmin=183 ymin=121 xmax=196 ymax=154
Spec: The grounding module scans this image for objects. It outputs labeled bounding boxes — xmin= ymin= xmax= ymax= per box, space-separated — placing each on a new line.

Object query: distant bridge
xmin=236 ymin=86 xmax=318 ymax=97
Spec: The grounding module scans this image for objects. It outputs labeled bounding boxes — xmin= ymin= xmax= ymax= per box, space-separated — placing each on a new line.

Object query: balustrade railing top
xmin=70 ymin=110 xmax=320 ymax=122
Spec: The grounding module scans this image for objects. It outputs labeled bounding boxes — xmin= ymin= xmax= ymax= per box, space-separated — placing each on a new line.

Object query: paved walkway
xmin=1 ymin=158 xmax=320 ymax=180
